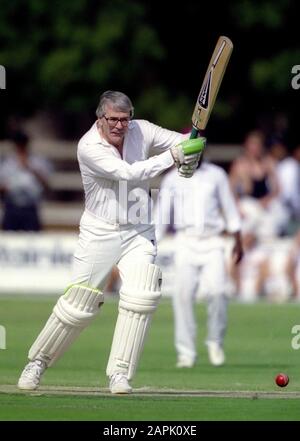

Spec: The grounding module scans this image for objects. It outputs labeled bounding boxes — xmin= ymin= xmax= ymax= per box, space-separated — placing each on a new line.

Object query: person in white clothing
xmin=286 ymin=229 xmax=300 ymax=300
xmin=17 ymin=91 xmax=205 ymax=394
xmin=0 ymin=131 xmax=52 ymax=231
xmin=275 ymin=144 xmax=300 ymax=224
xmin=156 ymin=161 xmax=243 ymax=367
xmin=268 ymin=140 xmax=300 ymax=232
xmin=230 ymin=229 xmax=269 ymax=303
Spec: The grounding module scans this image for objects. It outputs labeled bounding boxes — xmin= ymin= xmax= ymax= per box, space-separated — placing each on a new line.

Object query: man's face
xmin=98 ymin=103 xmax=130 ymax=147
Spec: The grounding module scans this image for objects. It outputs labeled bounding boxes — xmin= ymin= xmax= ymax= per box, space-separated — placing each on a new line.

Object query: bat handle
xmin=189 ymin=127 xmax=199 ymax=139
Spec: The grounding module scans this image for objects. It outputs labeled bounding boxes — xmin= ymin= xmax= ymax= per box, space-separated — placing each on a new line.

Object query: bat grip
xmin=189 ymin=127 xmax=199 ymax=139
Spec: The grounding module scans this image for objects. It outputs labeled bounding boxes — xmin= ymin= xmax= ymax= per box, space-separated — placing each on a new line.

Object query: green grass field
xmin=1 ymin=295 xmax=300 ymax=421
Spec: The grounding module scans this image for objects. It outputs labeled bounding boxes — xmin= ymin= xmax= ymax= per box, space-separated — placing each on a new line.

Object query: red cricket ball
xmin=275 ymin=373 xmax=289 ymax=387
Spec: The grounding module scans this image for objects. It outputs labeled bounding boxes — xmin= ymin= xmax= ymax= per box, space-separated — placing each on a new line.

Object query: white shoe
xmin=18 ymin=360 xmax=47 ymax=390
xmin=176 ymin=355 xmax=195 ymax=368
xmin=109 ymin=372 xmax=132 ymax=394
xmin=207 ymin=342 xmax=225 ymax=366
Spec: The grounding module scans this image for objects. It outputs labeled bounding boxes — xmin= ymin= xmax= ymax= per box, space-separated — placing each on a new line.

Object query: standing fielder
xmin=156 ymin=161 xmax=243 ymax=368
xmin=18 ymin=91 xmax=205 ymax=394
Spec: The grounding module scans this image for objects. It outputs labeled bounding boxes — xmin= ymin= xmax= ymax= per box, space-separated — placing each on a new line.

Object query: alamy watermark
xmin=291 ymin=65 xmax=300 ymax=89
xmin=291 ymin=325 xmax=300 ymax=349
xmin=0 ymin=325 xmax=6 ymax=349
xmin=93 ymin=180 xmax=205 ymax=231
xmin=0 ymin=65 xmax=6 ymax=89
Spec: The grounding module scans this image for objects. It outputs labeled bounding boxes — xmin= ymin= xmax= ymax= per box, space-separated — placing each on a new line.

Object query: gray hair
xmin=96 ymin=91 xmax=134 ymax=118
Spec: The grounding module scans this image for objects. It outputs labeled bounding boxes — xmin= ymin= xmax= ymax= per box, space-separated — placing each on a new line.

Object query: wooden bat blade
xmin=192 ymin=36 xmax=233 ymax=132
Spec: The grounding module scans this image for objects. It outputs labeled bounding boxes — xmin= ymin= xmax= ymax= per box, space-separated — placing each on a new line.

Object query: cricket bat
xmin=190 ymin=36 xmax=233 ymax=139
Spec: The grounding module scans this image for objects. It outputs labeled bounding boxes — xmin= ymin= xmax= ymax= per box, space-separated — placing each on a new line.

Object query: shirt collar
xmin=85 ymin=122 xmax=106 ymax=146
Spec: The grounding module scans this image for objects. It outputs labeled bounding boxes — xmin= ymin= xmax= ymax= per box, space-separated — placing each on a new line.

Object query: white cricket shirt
xmin=77 ymin=120 xmax=186 ymax=225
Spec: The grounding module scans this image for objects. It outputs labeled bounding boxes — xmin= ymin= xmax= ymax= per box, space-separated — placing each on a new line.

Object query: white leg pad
xmin=29 ymin=284 xmax=104 ymax=367
xmin=106 ymin=263 xmax=162 ymax=380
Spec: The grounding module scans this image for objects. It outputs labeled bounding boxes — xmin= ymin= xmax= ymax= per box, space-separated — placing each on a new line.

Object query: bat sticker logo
xmin=197 ymin=40 xmax=226 ymax=110
xmin=198 ymin=71 xmax=211 ymax=109
xmin=191 ymin=36 xmax=233 ymax=133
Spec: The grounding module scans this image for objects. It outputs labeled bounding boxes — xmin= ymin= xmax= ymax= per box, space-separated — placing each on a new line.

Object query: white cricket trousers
xmin=70 ymin=211 xmax=157 ymax=289
xmin=173 ymin=233 xmax=228 ymax=361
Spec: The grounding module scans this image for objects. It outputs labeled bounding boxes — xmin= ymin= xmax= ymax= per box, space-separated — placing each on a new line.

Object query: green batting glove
xmin=170 ymin=137 xmax=206 ymax=166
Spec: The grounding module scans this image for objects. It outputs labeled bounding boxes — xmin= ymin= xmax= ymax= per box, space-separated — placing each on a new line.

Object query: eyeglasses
xmin=103 ymin=115 xmax=131 ymax=127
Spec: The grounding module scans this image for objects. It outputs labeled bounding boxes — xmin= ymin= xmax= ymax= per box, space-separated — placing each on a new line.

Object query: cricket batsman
xmin=17 ymin=90 xmax=205 ymax=394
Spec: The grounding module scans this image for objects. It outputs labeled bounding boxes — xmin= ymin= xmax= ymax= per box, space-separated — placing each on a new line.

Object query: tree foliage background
xmin=0 ymin=0 xmax=299 ymax=144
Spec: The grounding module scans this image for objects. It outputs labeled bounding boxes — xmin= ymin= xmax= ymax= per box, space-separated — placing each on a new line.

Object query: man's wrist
xmin=163 ymin=150 xmax=176 ymax=167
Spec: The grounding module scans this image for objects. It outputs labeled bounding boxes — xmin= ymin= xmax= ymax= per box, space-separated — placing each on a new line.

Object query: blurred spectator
xmin=286 ymin=229 xmax=300 ymax=301
xmin=264 ymin=248 xmax=292 ymax=304
xmin=230 ymin=228 xmax=269 ymax=303
xmin=269 ymin=141 xmax=300 ymax=229
xmin=230 ymin=222 xmax=292 ymax=303
xmin=0 ymin=131 xmax=52 ymax=231
xmin=229 ymin=130 xmax=288 ymax=238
